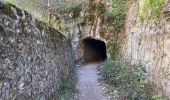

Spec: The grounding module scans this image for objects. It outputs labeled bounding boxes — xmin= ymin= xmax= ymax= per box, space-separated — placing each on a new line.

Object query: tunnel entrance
xmin=82 ymin=37 xmax=107 ymax=63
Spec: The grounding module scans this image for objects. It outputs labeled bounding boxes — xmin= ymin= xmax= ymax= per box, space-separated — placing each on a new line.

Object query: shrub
xmin=100 ymin=60 xmax=150 ymax=99
xmin=110 ymin=43 xmax=121 ymax=61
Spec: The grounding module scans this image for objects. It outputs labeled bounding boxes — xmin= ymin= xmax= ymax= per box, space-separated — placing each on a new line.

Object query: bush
xmin=100 ymin=60 xmax=150 ymax=99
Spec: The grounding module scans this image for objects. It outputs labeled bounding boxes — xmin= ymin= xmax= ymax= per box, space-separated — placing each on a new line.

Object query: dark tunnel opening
xmin=82 ymin=38 xmax=107 ymax=63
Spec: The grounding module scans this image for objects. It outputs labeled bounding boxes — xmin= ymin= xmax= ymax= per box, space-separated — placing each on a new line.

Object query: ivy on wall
xmin=140 ymin=0 xmax=165 ymax=23
xmin=112 ymin=0 xmax=128 ymax=33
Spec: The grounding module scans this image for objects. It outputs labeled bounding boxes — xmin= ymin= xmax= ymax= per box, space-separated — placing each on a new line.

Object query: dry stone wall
xmin=0 ymin=1 xmax=75 ymax=100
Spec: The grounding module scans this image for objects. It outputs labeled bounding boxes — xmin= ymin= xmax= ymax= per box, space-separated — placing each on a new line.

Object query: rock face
xmin=123 ymin=0 xmax=170 ymax=97
xmin=0 ymin=1 xmax=75 ymax=100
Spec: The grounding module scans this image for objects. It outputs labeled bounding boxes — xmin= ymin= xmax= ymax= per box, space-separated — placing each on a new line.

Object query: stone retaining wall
xmin=0 ymin=1 xmax=75 ymax=99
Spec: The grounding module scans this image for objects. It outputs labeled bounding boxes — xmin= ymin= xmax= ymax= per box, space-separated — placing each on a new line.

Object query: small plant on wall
xmin=112 ymin=0 xmax=128 ymax=33
xmin=160 ymin=68 xmax=170 ymax=80
xmin=140 ymin=0 xmax=165 ymax=23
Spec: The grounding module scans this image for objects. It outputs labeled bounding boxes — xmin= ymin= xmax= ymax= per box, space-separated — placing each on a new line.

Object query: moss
xmin=36 ymin=20 xmax=45 ymax=30
xmin=15 ymin=6 xmax=23 ymax=17
xmin=0 ymin=77 xmax=5 ymax=81
xmin=0 ymin=3 xmax=17 ymax=19
xmin=140 ymin=0 xmax=165 ymax=23
xmin=0 ymin=1 xmax=30 ymax=20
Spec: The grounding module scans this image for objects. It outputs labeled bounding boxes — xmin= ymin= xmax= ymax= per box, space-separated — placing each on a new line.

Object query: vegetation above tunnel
xmin=111 ymin=0 xmax=128 ymax=33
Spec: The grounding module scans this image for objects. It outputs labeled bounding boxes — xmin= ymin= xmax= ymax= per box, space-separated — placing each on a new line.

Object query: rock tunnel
xmin=82 ymin=37 xmax=107 ymax=63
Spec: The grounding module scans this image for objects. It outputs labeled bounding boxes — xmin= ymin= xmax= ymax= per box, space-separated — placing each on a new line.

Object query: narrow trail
xmin=75 ymin=63 xmax=110 ymax=100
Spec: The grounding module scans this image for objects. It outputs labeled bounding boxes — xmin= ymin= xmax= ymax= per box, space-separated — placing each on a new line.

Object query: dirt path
xmin=75 ymin=63 xmax=110 ymax=100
